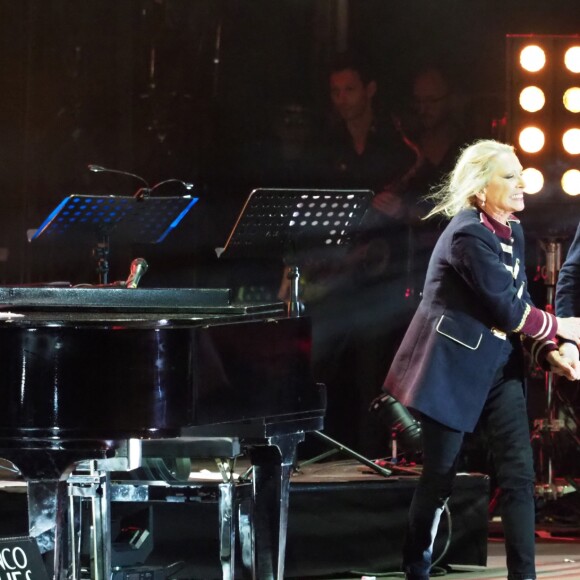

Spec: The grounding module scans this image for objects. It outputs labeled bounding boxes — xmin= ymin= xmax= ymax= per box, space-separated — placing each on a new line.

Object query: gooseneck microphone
xmin=88 ymin=164 xmax=151 ymax=199
xmin=88 ymin=164 xmax=150 ymax=191
xmin=150 ymin=178 xmax=195 ymax=192
xmin=125 ymin=258 xmax=149 ymax=289
xmin=88 ymin=165 xmax=194 ymax=199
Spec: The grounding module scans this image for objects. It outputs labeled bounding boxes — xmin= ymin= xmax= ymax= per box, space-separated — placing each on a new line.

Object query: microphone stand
xmin=534 ymin=239 xmax=563 ymax=492
xmin=93 ymin=231 xmax=111 ymax=285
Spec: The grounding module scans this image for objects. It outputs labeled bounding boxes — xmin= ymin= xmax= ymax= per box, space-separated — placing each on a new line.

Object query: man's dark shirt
xmin=320 ymin=115 xmax=415 ymax=192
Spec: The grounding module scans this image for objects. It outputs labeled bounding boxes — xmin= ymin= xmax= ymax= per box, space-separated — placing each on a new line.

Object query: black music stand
xmin=219 ymin=187 xmax=374 ymax=317
xmin=30 ymin=194 xmax=198 ymax=284
xmin=220 ymin=188 xmax=392 ymax=477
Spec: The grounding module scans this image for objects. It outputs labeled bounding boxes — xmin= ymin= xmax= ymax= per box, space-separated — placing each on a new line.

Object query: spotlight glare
xmin=522 ymin=167 xmax=544 ymax=194
xmin=563 ymin=87 xmax=580 ymax=113
xmin=519 ymin=126 xmax=545 ymax=153
xmin=520 ymin=45 xmax=546 ymax=72
xmin=519 ymin=86 xmax=545 ymax=112
xmin=562 ymin=169 xmax=580 ymax=196
xmin=562 ymin=128 xmax=580 ymax=155
xmin=564 ymin=46 xmax=580 ymax=73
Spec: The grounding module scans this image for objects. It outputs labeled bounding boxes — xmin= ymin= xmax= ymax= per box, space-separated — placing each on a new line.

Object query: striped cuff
xmin=523 ymin=336 xmax=558 ymax=370
xmin=516 ymin=306 xmax=557 ymax=341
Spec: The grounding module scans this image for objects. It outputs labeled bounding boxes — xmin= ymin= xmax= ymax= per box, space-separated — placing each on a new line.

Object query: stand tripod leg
xmin=298 ymin=430 xmax=392 ymax=477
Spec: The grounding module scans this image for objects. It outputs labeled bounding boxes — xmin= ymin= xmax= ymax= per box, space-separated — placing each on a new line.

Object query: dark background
xmin=0 ymin=0 xmax=578 ymax=287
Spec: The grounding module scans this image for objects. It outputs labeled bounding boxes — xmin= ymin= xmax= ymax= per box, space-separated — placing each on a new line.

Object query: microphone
xmin=88 ymin=165 xmax=194 ymax=199
xmin=88 ymin=164 xmax=151 ymax=195
xmin=125 ymin=258 xmax=149 ymax=289
xmin=150 ymin=178 xmax=195 ymax=193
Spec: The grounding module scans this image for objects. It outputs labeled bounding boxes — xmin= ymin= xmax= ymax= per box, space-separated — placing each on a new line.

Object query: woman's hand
xmin=556 ymin=316 xmax=580 ymax=344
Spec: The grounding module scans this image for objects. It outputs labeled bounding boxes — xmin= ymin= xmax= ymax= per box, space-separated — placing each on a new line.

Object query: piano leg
xmin=67 ymin=469 xmax=112 ymax=580
xmin=0 ymin=447 xmax=114 ymax=580
xmin=246 ymin=432 xmax=304 ymax=580
xmin=218 ymin=480 xmax=236 ymax=579
xmin=27 ymin=478 xmax=69 ymax=579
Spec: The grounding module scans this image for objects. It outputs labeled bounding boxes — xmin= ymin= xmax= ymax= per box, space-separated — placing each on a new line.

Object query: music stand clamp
xmin=30 ymin=194 xmax=198 ymax=284
xmin=219 ymin=187 xmax=374 ymax=317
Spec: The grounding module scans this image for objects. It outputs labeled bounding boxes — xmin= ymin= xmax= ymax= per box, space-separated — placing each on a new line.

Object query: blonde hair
xmin=424 ymin=139 xmax=515 ymax=219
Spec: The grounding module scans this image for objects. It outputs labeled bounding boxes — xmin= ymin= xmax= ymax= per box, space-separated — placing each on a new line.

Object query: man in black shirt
xmin=291 ymin=52 xmax=416 ymax=458
xmin=322 ymin=52 xmax=414 ymax=192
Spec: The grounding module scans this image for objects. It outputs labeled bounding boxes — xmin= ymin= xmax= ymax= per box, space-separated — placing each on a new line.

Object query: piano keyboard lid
xmin=0 ymin=286 xmax=285 ymax=315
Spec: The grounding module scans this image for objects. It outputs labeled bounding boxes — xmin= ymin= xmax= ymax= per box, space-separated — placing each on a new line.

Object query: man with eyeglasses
xmin=411 ymin=66 xmax=464 ymax=172
xmin=372 ymin=65 xmax=475 ymax=303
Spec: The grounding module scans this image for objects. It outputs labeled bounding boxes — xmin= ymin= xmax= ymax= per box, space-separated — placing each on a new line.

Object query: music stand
xmin=219 ymin=187 xmax=374 ymax=317
xmin=30 ymin=194 xmax=198 ymax=284
xmin=220 ymin=188 xmax=392 ymax=477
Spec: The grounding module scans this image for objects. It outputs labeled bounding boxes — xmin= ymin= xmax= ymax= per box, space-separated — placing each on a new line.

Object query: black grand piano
xmin=0 ymin=286 xmax=325 ymax=579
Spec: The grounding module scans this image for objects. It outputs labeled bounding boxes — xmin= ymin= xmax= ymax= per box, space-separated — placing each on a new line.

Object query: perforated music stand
xmin=219 ymin=187 xmax=374 ymax=317
xmin=220 ymin=188 xmax=394 ymax=477
xmin=30 ymin=194 xmax=199 ymax=284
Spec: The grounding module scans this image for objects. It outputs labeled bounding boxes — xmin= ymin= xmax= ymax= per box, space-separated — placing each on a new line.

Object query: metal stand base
xmin=298 ymin=431 xmax=393 ymax=477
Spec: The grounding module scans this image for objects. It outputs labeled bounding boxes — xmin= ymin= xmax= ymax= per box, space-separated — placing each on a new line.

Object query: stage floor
xmin=2 ymin=458 xmax=580 ymax=579
xmin=320 ymin=540 xmax=580 ymax=579
xmin=449 ymin=540 xmax=580 ymax=579
xmin=279 ymin=459 xmax=580 ymax=579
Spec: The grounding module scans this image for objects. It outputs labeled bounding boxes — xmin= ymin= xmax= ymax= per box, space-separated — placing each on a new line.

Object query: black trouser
xmin=403 ymin=366 xmax=536 ymax=580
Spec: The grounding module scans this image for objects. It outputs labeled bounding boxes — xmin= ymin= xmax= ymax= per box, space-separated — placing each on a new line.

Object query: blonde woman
xmin=382 ymin=139 xmax=580 ymax=580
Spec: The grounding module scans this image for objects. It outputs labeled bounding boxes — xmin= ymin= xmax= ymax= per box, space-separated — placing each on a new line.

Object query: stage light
xmin=519 ymin=126 xmax=545 ymax=153
xmin=519 ymin=86 xmax=545 ymax=112
xmin=563 ymin=87 xmax=580 ymax=113
xmin=520 ymin=45 xmax=546 ymax=72
xmin=563 ymin=128 xmax=580 ymax=155
xmin=562 ymin=169 xmax=580 ymax=195
xmin=369 ymin=394 xmax=422 ymax=454
xmin=523 ymin=167 xmax=544 ymax=194
xmin=564 ymin=46 xmax=580 ymax=73
xmin=507 ymin=35 xmax=580 ymax=198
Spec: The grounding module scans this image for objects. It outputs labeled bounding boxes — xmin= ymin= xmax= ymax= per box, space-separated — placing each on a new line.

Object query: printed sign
xmin=0 ymin=537 xmax=49 ymax=580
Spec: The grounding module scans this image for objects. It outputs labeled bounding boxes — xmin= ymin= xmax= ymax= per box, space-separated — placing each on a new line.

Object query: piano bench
xmin=140 ymin=437 xmax=242 ymax=460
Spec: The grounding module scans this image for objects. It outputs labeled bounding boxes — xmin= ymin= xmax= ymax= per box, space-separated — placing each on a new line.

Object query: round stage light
xmin=519 ymin=127 xmax=545 ymax=153
xmin=522 ymin=167 xmax=544 ymax=194
xmin=562 ymin=128 xmax=580 ymax=155
xmin=562 ymin=169 xmax=580 ymax=196
xmin=520 ymin=45 xmax=546 ymax=72
xmin=564 ymin=46 xmax=580 ymax=73
xmin=563 ymin=87 xmax=580 ymax=113
xmin=519 ymin=86 xmax=545 ymax=112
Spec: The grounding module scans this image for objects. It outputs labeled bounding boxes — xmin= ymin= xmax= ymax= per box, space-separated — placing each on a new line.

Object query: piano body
xmin=0 ymin=286 xmax=325 ymax=579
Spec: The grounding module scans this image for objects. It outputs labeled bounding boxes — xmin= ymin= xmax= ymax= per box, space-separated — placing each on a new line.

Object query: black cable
xmin=432 ymin=502 xmax=453 ymax=568
xmin=349 ymin=502 xmax=453 ymax=578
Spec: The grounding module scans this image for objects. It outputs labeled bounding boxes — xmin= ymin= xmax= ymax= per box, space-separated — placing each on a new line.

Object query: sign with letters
xmin=0 ymin=537 xmax=49 ymax=580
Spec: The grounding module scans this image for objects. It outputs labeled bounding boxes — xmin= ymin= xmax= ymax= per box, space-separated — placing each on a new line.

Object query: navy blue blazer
xmin=383 ymin=208 xmax=534 ymax=432
xmin=556 ymin=222 xmax=580 ymax=317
